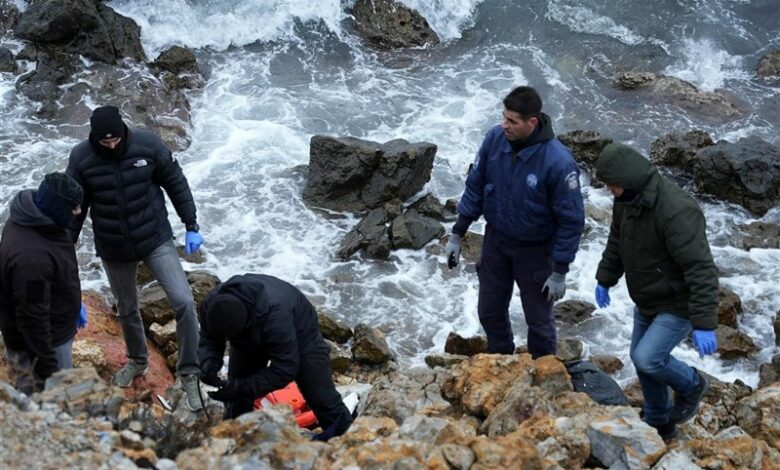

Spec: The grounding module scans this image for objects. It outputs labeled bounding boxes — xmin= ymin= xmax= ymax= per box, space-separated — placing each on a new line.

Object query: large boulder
xmin=558 ymin=130 xmax=613 ymax=170
xmin=361 ymin=369 xmax=450 ymax=424
xmin=734 ymin=383 xmax=780 ymax=451
xmin=15 ymin=48 xmax=78 ymax=103
xmin=717 ymin=285 xmax=742 ymax=328
xmin=0 ymin=0 xmax=19 ymax=32
xmin=693 ymin=136 xmax=780 ymax=216
xmin=317 ymin=311 xmax=353 ymax=344
xmin=303 ymin=135 xmax=436 ymax=212
xmin=352 ymin=324 xmax=393 ymax=365
xmin=444 ymin=332 xmax=487 ymax=356
xmin=14 ymin=0 xmax=145 ymax=64
xmin=696 ymin=374 xmax=753 ymax=435
xmin=587 ymin=411 xmax=666 ymax=469
xmin=350 ymin=0 xmax=439 ymax=50
xmin=649 ymin=130 xmax=714 ymax=174
xmin=390 ymin=209 xmax=444 ymax=250
xmin=716 ymin=325 xmax=758 ymax=360
xmin=337 ymin=207 xmax=392 ymax=260
xmin=613 ymin=72 xmax=746 ymax=121
xmin=756 ymin=49 xmax=780 ymax=86
xmin=151 ymin=45 xmax=204 ymax=90
xmin=733 ymin=221 xmax=780 ymax=250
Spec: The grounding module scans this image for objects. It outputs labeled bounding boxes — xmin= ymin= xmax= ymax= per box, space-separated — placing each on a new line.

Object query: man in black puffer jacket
xmin=198 ymin=274 xmax=353 ymax=440
xmin=0 ymin=173 xmax=83 ymax=394
xmin=67 ymin=106 xmax=205 ymax=410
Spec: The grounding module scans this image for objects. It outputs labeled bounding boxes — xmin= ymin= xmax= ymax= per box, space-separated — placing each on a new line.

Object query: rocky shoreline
xmin=1 ymin=1 xmax=780 ymax=469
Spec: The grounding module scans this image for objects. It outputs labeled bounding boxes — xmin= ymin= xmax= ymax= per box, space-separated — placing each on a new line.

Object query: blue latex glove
xmin=185 ymin=231 xmax=203 ymax=254
xmin=692 ymin=329 xmax=717 ymax=358
xmin=595 ymin=285 xmax=610 ymax=308
xmin=76 ymin=302 xmax=88 ymax=329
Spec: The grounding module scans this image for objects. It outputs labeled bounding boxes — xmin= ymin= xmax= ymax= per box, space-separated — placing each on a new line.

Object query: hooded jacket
xmin=0 ymin=190 xmax=81 ymax=380
xmin=595 ymin=143 xmax=718 ymax=329
xmin=456 ymin=114 xmax=585 ymax=273
xmin=198 ymin=274 xmax=326 ymax=399
xmin=66 ymin=127 xmax=197 ymax=262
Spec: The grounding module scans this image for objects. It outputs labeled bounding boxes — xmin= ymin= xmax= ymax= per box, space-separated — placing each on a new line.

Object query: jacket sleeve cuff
xmin=452 ymin=214 xmax=475 ymax=237
xmin=553 ymin=262 xmax=569 ymax=274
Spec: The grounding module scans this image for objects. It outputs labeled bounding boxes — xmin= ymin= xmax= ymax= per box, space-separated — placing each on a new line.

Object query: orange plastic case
xmin=253 ymin=382 xmax=318 ymax=428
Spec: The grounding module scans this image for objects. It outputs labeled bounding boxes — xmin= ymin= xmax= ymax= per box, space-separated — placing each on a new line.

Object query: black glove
xmin=200 ymin=368 xmax=225 ymax=388
xmin=207 ymin=379 xmax=246 ymax=403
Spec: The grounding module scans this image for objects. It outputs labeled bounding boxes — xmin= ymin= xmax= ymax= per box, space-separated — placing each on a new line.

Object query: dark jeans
xmin=477 ymin=225 xmax=556 ymax=358
xmin=226 ymin=342 xmax=353 ymax=437
xmin=103 ymin=239 xmax=200 ymax=376
xmin=630 ymin=308 xmax=701 ymax=425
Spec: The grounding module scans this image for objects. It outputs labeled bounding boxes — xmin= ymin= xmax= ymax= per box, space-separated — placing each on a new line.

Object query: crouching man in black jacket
xmin=0 ymin=173 xmax=83 ymax=394
xmin=198 ymin=274 xmax=353 ymax=440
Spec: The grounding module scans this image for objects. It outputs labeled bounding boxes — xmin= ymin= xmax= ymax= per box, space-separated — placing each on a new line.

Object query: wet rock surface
xmin=350 ymin=0 xmax=439 ymax=50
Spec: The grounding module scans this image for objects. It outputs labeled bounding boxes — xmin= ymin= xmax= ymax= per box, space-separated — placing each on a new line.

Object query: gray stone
xmin=409 ymin=194 xmax=445 ymax=220
xmin=588 ymin=413 xmax=666 ymax=469
xmin=649 ymin=130 xmax=714 ymax=174
xmin=303 ymin=135 xmax=436 ymax=212
xmin=0 ymin=0 xmax=19 ymax=32
xmin=482 ymin=384 xmax=555 ymax=437
xmin=350 ymin=0 xmax=439 ymax=50
xmin=554 ymin=300 xmax=596 ymax=325
xmin=139 ymin=285 xmax=175 ymax=327
xmin=558 ymin=130 xmax=613 ymax=169
xmin=318 ymin=311 xmax=353 ymax=344
xmin=15 ymin=44 xmax=37 ymax=61
xmin=398 ymin=415 xmax=454 ymax=445
xmin=733 ymin=221 xmax=780 ymax=250
xmin=150 ymin=321 xmax=178 ymax=356
xmin=15 ymin=48 xmax=79 ymax=103
xmin=0 ymin=47 xmax=15 ymax=73
xmin=651 ymin=450 xmax=702 ymax=469
xmin=390 ymin=209 xmax=444 ymax=250
xmin=327 ymin=340 xmax=352 ymax=374
xmin=152 ymin=46 xmax=204 ymax=90
xmin=590 ymin=355 xmax=624 ymax=374
xmin=425 ymin=353 xmax=468 ymax=369
xmin=337 ymin=208 xmax=392 ymax=260
xmin=693 ymin=136 xmax=780 ymax=216
xmin=758 ymin=354 xmax=780 ymax=389
xmin=717 ymin=285 xmax=742 ymax=328
xmin=352 ymin=324 xmax=393 ymax=365
xmin=756 ymin=49 xmax=780 ymax=85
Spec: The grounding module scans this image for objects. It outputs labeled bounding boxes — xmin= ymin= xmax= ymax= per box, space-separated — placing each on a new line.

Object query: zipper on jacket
xmin=113 ymin=158 xmax=137 ymax=259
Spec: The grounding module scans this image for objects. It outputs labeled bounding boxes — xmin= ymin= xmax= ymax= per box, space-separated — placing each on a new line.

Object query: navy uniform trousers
xmin=477 ymin=225 xmax=557 ymax=358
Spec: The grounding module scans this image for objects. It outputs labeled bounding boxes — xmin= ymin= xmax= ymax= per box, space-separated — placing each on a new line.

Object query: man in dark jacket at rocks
xmin=66 ymin=106 xmax=205 ymax=410
xmin=445 ymin=86 xmax=585 ymax=358
xmin=594 ymin=143 xmax=718 ymax=440
xmin=0 ymin=173 xmax=83 ymax=394
xmin=198 ymin=274 xmax=353 ymax=440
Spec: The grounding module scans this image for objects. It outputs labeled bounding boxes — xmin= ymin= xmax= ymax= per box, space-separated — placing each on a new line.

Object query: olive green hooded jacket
xmin=595 ymin=143 xmax=718 ymax=329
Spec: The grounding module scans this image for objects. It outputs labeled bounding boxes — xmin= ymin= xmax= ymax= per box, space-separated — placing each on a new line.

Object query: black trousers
xmin=477 ymin=225 xmax=557 ymax=358
xmin=226 ymin=342 xmax=353 ymax=437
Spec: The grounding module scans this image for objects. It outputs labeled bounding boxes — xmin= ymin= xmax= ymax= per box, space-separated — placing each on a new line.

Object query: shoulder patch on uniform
xmin=565 ymin=171 xmax=579 ymax=190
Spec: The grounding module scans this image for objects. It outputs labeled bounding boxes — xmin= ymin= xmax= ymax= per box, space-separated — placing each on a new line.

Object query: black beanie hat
xmin=34 ymin=172 xmax=84 ymax=228
xmin=90 ymin=105 xmax=125 ymax=140
xmin=206 ymin=293 xmax=250 ymax=338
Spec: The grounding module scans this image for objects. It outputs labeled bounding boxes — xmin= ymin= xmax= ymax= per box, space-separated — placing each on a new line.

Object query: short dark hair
xmin=503 ymin=86 xmax=542 ymax=120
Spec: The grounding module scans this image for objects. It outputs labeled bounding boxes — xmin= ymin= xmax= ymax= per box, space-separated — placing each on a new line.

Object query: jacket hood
xmin=9 ymin=190 xmax=57 ymax=228
xmin=596 ymin=143 xmax=657 ymax=193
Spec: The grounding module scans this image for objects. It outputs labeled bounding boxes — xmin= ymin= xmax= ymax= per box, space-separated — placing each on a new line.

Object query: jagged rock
xmin=735 ymin=382 xmax=780 ymax=451
xmin=409 ymin=194 xmax=445 ymax=220
xmin=717 ymin=285 xmax=742 ymax=328
xmin=682 ymin=434 xmax=780 ymax=469
xmin=613 ymin=72 xmax=746 ymax=121
xmin=693 ymin=136 xmax=780 ymax=216
xmin=139 ymin=285 xmax=176 ymax=327
xmin=482 ymin=383 xmax=555 ymax=437
xmin=623 ymin=379 xmax=644 ymax=408
xmin=390 ymin=209 xmax=444 ymax=250
xmin=651 ymin=449 xmax=704 ymax=469
xmin=514 ymin=415 xmax=591 ymax=469
xmin=303 ymin=135 xmax=436 ymax=212
xmin=733 ymin=221 xmax=780 ymax=250
xmin=337 ymin=207 xmax=392 ymax=260
xmin=442 ymin=353 xmax=536 ymax=417
xmin=15 ymin=44 xmax=36 ymax=61
xmin=38 ymin=367 xmax=125 ymax=422
xmin=152 ymin=46 xmax=204 ymax=90
xmin=0 ymin=47 xmax=15 ymax=73
xmin=444 ymin=332 xmax=487 ymax=356
xmin=150 ymin=321 xmax=178 ymax=356
xmin=72 ymin=339 xmax=108 ymax=374
xmin=758 ymin=355 xmax=780 ymax=389
xmin=696 ymin=374 xmax=753 ymax=434
xmin=350 ymin=0 xmax=439 ymax=50
xmin=516 ymin=338 xmax=583 ymax=362
xmin=716 ymin=325 xmax=758 ymax=359
xmin=318 ymin=311 xmax=353 ymax=344
xmin=649 ymin=130 xmax=714 ymax=174
xmin=327 ymin=339 xmax=352 ymax=374
xmin=186 ymin=270 xmax=221 ymax=309
xmin=554 ymin=300 xmax=596 ymax=325
xmin=424 ymin=353 xmax=468 ymax=369
xmin=352 ymin=324 xmax=393 ymax=365
xmin=0 ymin=0 xmax=19 ymax=32
xmin=356 ymin=370 xmax=450 ymax=424
xmin=756 ymin=49 xmax=780 ymax=85
xmin=590 ymin=355 xmax=624 ymax=374
xmin=558 ymin=130 xmax=613 ymax=169
xmin=338 ymin=416 xmax=399 ymax=447
xmin=587 ymin=410 xmax=666 ymax=469
xmin=15 ymin=48 xmax=78 ymax=103
xmin=14 ymin=0 xmax=144 ymax=64
xmin=469 ymin=431 xmax=545 ymax=469
xmin=398 ymin=415 xmax=475 ymax=445
xmin=533 ymin=356 xmax=573 ymax=395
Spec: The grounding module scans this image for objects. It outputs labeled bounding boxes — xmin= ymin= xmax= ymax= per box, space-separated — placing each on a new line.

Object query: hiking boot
xmin=671 ymin=369 xmax=710 ymax=424
xmin=181 ymin=374 xmax=204 ymax=411
xmin=651 ymin=422 xmax=678 ymax=441
xmin=111 ymin=360 xmax=148 ymax=388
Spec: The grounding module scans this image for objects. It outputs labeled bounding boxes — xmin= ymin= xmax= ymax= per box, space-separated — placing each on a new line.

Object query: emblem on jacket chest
xmin=526 ymin=173 xmax=538 ymax=188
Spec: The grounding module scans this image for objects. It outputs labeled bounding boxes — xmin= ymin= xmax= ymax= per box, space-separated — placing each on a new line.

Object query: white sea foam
xmin=664 ymin=37 xmax=749 ymax=91
xmin=398 ymin=0 xmax=484 ymax=41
